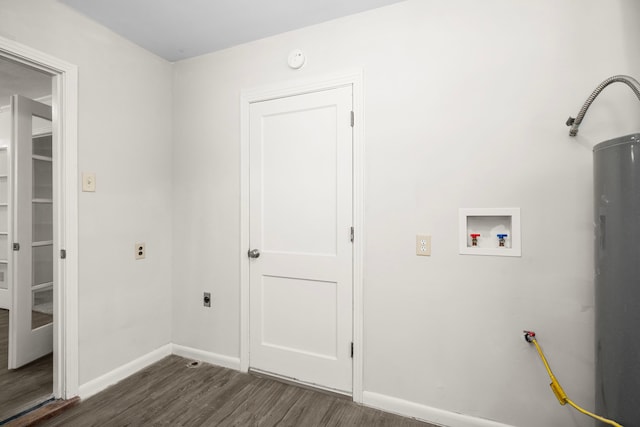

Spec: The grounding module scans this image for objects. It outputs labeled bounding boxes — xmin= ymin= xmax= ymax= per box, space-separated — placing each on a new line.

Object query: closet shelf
xmin=32 ymin=198 xmax=53 ymax=204
xmin=32 ymin=240 xmax=53 ymax=247
xmin=32 ymin=281 xmax=53 ymax=291
xmin=32 ymin=155 xmax=52 ymax=162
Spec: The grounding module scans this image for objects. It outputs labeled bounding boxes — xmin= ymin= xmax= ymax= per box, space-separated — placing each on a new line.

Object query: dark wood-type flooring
xmin=42 ymin=355 xmax=436 ymax=427
xmin=0 ymin=309 xmax=53 ymax=421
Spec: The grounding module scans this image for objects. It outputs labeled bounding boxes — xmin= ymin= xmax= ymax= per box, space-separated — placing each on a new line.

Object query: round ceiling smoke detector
xmin=287 ymin=49 xmax=306 ymax=69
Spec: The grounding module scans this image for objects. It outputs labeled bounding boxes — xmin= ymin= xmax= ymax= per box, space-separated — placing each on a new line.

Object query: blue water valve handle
xmin=497 ymin=234 xmax=508 ymax=239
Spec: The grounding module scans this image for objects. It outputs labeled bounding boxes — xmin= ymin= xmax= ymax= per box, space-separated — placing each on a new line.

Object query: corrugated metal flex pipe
xmin=566 ymin=75 xmax=640 ymax=136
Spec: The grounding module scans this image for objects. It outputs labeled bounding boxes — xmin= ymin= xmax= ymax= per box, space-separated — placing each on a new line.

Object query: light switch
xmin=82 ymin=172 xmax=96 ymax=192
xmin=416 ymin=235 xmax=431 ymax=256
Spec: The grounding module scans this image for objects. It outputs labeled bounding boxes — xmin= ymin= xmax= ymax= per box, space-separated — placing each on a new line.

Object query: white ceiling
xmin=58 ymin=0 xmax=407 ymax=61
xmin=0 ymin=58 xmax=52 ymax=108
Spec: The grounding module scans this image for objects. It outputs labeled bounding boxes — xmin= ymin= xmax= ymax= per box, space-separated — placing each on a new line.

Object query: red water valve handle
xmin=470 ymin=233 xmax=480 ymax=238
xmin=523 ymin=330 xmax=536 ymax=342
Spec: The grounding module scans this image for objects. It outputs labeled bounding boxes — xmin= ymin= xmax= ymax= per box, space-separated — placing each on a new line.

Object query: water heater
xmin=593 ymin=133 xmax=640 ymax=426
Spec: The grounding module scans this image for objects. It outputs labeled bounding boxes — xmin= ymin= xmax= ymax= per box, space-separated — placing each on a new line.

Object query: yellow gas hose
xmin=523 ymin=331 xmax=623 ymax=427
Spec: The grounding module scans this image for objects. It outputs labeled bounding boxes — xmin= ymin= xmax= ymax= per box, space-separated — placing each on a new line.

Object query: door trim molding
xmin=239 ymin=69 xmax=364 ymax=402
xmin=0 ymin=37 xmax=79 ymax=399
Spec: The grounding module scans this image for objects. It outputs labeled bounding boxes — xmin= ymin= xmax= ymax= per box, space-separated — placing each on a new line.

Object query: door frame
xmin=0 ymin=37 xmax=79 ymax=399
xmin=239 ymin=70 xmax=364 ymax=402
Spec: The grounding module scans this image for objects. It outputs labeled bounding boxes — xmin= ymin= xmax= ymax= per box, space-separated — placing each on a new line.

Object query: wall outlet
xmin=135 ymin=242 xmax=145 ymax=260
xmin=203 ymin=292 xmax=211 ymax=307
xmin=416 ymin=235 xmax=431 ymax=256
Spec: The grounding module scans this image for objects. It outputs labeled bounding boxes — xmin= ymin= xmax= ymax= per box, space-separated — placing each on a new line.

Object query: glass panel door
xmin=0 ymin=147 xmax=8 ymax=296
xmin=31 ymin=132 xmax=53 ymax=330
xmin=8 ymin=95 xmax=53 ymax=369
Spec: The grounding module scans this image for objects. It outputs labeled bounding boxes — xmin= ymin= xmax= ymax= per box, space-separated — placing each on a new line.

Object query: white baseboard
xmin=77 ymin=344 xmax=241 ymax=401
xmin=362 ymin=391 xmax=515 ymax=427
xmin=171 ymin=344 xmax=241 ymax=371
xmin=78 ymin=344 xmax=172 ymax=399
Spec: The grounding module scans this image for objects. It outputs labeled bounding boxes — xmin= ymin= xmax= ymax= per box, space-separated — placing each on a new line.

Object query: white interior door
xmin=249 ymin=86 xmax=353 ymax=393
xmin=8 ymin=94 xmax=53 ymax=369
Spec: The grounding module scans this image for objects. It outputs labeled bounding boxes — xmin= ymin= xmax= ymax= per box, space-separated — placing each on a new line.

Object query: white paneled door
xmin=9 ymin=95 xmax=53 ymax=369
xmin=249 ymin=86 xmax=354 ymax=393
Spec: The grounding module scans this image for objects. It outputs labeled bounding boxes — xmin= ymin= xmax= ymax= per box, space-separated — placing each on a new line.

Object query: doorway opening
xmin=0 ymin=57 xmax=54 ymax=420
xmin=0 ymin=37 xmax=79 ymax=421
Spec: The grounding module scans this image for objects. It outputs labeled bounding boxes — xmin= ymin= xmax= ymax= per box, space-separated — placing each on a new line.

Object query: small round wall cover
xmin=287 ymin=49 xmax=306 ymax=69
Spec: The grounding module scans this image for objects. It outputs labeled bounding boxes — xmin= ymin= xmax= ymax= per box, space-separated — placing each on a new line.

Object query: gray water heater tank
xmin=594 ymin=133 xmax=640 ymax=426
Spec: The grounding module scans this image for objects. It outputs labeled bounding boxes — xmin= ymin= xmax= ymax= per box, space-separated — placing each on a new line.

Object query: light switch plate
xmin=82 ymin=172 xmax=96 ymax=192
xmin=416 ymin=235 xmax=431 ymax=256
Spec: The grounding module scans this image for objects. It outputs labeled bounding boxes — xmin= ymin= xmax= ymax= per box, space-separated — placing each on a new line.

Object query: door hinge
xmin=60 ymin=249 xmax=67 ymax=259
xmin=350 ymin=111 xmax=354 ymax=127
xmin=12 ymin=243 xmax=19 ymax=251
xmin=350 ymin=226 xmax=354 ymax=243
xmin=351 ymin=342 xmax=354 ymax=358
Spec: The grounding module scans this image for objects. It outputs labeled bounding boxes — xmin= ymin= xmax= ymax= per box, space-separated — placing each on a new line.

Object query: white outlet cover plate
xmin=135 ymin=242 xmax=145 ymax=260
xmin=416 ymin=234 xmax=431 ymax=256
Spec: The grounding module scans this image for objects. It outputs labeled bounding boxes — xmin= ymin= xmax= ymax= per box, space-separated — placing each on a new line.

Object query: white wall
xmin=1 ymin=0 xmax=638 ymax=425
xmin=172 ymin=1 xmax=640 ymax=426
xmin=621 ymin=0 xmax=640 ymax=74
xmin=0 ymin=0 xmax=174 ymax=385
